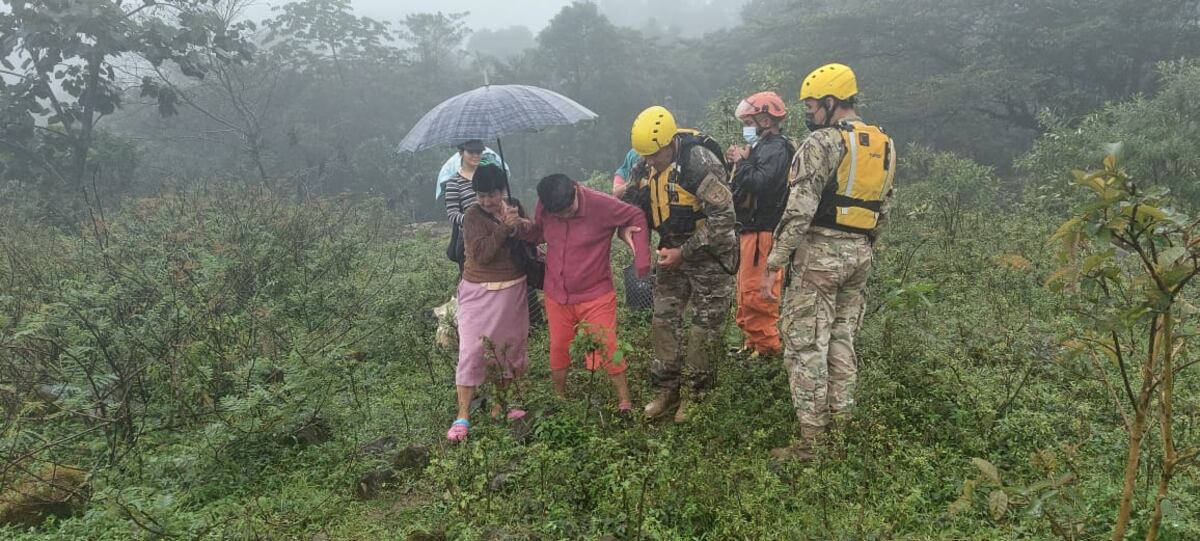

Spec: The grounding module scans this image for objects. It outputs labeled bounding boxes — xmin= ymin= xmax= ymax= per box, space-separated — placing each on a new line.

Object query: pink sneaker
xmin=506 ymin=409 xmax=527 ymax=420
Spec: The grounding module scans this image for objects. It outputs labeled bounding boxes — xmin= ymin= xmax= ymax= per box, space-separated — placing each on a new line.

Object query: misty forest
xmin=3 ymin=0 xmax=1200 ymax=539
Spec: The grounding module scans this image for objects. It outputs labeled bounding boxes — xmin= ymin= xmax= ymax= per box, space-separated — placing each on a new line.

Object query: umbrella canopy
xmin=397 ymin=84 xmax=598 ymax=153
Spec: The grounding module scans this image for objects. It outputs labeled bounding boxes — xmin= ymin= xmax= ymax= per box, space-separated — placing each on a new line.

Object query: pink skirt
xmin=455 ymin=279 xmax=529 ymax=386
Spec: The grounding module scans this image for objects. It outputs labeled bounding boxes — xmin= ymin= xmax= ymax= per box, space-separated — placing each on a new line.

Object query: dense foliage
xmin=3 ymin=0 xmax=1200 ymax=539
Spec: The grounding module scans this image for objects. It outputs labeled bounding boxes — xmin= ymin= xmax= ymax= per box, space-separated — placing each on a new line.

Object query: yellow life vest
xmin=642 ymin=166 xmax=705 ymax=235
xmin=812 ymin=120 xmax=896 ymax=234
xmin=631 ymin=129 xmax=716 ymax=245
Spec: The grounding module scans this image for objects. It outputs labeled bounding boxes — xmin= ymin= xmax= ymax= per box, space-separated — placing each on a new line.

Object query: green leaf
xmin=1103 ymin=153 xmax=1118 ymax=172
xmin=1081 ymin=250 xmax=1114 ymax=274
xmin=1160 ymin=264 xmax=1193 ymax=289
xmin=1073 ymin=172 xmax=1104 ymax=192
xmin=1044 ymin=266 xmax=1077 ymax=291
xmin=1050 ymin=217 xmax=1082 ymax=243
xmin=987 ymin=490 xmax=1008 ymax=521
xmin=1158 ymin=246 xmax=1187 ymax=266
xmin=972 ymin=457 xmax=1001 ymax=486
xmin=1162 ymin=498 xmax=1176 ymax=518
xmin=947 ymin=479 xmax=976 ymax=516
xmin=1123 ymin=203 xmax=1167 ymax=224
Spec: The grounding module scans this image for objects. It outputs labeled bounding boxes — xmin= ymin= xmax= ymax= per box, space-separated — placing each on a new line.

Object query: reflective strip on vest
xmin=844 ymin=129 xmax=859 ymax=197
xmin=825 ymin=121 xmax=895 ymax=232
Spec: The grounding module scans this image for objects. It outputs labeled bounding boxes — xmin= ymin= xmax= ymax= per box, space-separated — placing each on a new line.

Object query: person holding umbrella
xmin=400 ymin=83 xmax=598 ymax=330
xmin=440 ymin=139 xmax=543 ymax=325
xmin=444 ymin=140 xmax=486 ymax=271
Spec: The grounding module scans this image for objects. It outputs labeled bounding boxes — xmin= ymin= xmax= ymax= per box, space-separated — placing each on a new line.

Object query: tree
xmin=725 ymin=0 xmax=1200 ymax=164
xmin=396 ymin=11 xmax=470 ymax=75
xmin=535 ymin=2 xmax=625 ymax=99
xmin=599 ymin=0 xmax=747 ymax=38
xmin=516 ymin=1 xmax=640 ymax=176
xmin=0 ymin=0 xmax=253 ymax=209
xmin=103 ymin=3 xmax=465 ymax=209
xmin=1049 ymin=154 xmax=1200 ymax=541
xmin=143 ymin=0 xmax=277 ymax=185
xmin=1020 ymin=60 xmax=1200 ymax=207
xmin=466 ymin=26 xmax=535 ymax=60
xmin=265 ymin=0 xmax=395 ymax=83
xmin=263 ymin=1 xmax=423 ymax=197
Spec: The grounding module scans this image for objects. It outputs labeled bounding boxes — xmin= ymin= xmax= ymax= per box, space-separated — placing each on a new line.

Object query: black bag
xmin=508 ymin=238 xmax=545 ymax=290
xmin=504 ymin=197 xmax=545 ymax=290
xmin=676 ymin=131 xmax=727 ymax=172
xmin=446 ymin=222 xmax=466 ymax=265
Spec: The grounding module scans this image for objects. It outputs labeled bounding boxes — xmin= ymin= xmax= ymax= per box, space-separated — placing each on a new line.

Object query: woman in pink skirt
xmin=447 ymin=164 xmax=529 ymax=442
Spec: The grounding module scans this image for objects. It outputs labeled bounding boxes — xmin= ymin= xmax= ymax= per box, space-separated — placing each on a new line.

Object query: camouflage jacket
xmin=766 ymin=114 xmax=894 ymax=270
xmin=624 ymin=143 xmax=738 ymax=262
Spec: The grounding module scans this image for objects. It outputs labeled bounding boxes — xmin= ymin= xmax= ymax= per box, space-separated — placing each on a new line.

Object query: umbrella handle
xmin=496 ymin=137 xmax=510 ymax=198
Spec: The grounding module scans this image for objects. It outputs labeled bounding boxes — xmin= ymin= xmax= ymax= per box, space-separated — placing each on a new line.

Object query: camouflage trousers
xmin=650 ymin=256 xmax=735 ymax=393
xmin=779 ymin=229 xmax=873 ymax=428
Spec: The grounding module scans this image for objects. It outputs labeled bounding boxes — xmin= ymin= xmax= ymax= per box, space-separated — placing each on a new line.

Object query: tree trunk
xmin=72 ymin=52 xmax=103 ymax=192
xmin=1112 ymin=314 xmax=1161 ymax=541
xmin=1112 ymin=406 xmax=1147 ymax=541
xmin=1145 ymin=312 xmax=1177 ymax=541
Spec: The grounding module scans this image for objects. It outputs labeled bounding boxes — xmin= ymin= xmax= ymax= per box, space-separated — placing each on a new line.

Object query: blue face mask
xmin=742 ymin=125 xmax=759 ymax=145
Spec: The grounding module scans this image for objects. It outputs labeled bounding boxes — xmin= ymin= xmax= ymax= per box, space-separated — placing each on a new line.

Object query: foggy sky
xmin=241 ymin=0 xmax=578 ymax=31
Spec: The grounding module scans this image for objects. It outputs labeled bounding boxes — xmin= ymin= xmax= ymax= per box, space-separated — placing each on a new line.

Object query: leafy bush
xmin=1020 ymin=60 xmax=1200 ymax=207
xmin=2 ymin=149 xmax=1199 ymax=539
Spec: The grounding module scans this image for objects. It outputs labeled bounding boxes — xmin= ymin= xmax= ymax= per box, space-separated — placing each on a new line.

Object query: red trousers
xmin=736 ymin=231 xmax=783 ymax=354
xmin=546 ymin=290 xmax=625 ymax=375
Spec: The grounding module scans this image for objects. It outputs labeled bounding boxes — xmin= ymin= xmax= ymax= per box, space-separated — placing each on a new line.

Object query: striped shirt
xmin=444 ymin=173 xmax=477 ymax=226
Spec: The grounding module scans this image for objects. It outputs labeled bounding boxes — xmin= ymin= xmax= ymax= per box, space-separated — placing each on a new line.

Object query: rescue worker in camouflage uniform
xmin=623 ymin=105 xmax=737 ymax=423
xmin=763 ymin=64 xmax=897 ymax=460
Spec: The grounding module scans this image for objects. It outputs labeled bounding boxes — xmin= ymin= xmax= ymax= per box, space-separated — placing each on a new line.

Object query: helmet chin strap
xmin=753 ymin=115 xmax=770 ymax=135
xmin=819 ymin=97 xmax=837 ymax=128
xmin=806 ymin=97 xmax=839 ymax=131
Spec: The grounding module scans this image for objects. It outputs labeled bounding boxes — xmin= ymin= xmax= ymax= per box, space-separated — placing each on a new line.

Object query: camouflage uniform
xmin=767 ymin=114 xmax=893 ymax=429
xmin=627 ymin=144 xmax=737 ymax=394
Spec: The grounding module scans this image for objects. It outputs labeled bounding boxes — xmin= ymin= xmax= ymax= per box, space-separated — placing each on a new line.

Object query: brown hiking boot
xmin=672 ymin=396 xmax=691 ymax=424
xmin=769 ymin=440 xmax=815 ymax=461
xmin=643 ymin=389 xmax=679 ymax=420
xmin=769 ymin=423 xmax=826 ymax=462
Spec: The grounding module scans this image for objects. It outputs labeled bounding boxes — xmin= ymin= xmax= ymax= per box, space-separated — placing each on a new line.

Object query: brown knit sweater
xmin=461 ymin=205 xmax=524 ymax=283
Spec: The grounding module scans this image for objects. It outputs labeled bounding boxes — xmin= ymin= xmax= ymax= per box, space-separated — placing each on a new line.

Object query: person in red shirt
xmin=517 ymin=174 xmax=652 ymax=414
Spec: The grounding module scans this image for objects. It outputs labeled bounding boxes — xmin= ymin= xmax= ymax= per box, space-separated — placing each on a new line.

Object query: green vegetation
xmin=3 ymin=1 xmax=1200 ymax=539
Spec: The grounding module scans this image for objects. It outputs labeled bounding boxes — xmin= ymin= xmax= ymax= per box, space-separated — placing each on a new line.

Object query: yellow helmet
xmin=631 ymin=106 xmax=678 ymax=156
xmin=799 ymin=63 xmax=858 ymax=101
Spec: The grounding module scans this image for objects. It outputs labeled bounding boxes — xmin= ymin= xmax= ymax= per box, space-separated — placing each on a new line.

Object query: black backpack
xmin=675 ymin=131 xmax=727 ymax=180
